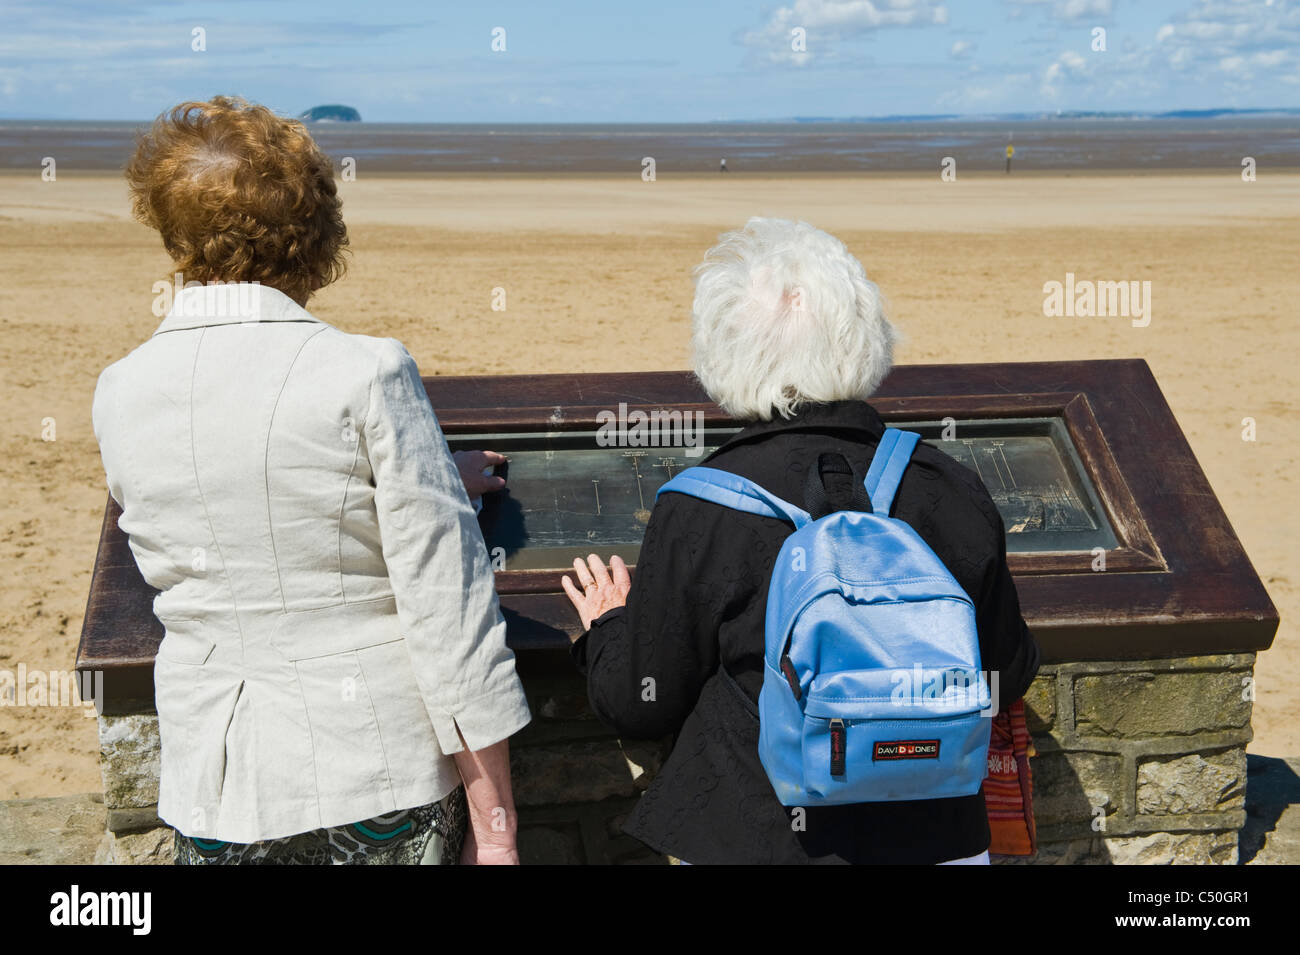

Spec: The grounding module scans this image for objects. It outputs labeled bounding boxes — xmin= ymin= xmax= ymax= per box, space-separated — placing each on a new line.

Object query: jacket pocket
xmin=156 ymin=619 xmax=215 ymax=666
xmin=269 ymin=595 xmax=402 ymax=661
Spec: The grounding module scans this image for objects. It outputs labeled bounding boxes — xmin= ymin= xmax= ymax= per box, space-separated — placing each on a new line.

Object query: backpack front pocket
xmin=800 ymin=711 xmax=992 ymax=802
xmin=799 ymin=670 xmax=993 ymax=803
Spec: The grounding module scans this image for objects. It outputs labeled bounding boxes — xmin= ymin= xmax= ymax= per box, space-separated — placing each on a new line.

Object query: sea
xmin=2 ymin=115 xmax=1298 ymax=173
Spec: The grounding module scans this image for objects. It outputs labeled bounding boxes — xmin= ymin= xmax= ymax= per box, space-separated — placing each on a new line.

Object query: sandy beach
xmin=1 ymin=169 xmax=1297 ymax=799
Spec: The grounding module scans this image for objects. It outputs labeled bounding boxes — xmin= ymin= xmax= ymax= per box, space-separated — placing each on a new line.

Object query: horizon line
xmin=3 ymin=107 xmax=1300 ymax=126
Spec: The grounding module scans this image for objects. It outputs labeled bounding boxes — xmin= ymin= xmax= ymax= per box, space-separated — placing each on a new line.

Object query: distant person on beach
xmin=562 ymin=217 xmax=1040 ymax=864
xmin=720 ymin=157 xmax=728 ymax=173
xmin=92 ymin=96 xmax=528 ymax=865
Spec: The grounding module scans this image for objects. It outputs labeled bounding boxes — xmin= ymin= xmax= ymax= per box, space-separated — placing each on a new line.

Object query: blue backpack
xmin=656 ymin=428 xmax=992 ymax=806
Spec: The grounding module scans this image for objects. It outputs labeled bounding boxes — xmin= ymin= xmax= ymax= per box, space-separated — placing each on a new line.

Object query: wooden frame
xmin=77 ymin=359 xmax=1279 ymax=712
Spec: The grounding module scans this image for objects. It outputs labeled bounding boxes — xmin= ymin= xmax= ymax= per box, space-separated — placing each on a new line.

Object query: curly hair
xmin=125 ymin=96 xmax=348 ymax=303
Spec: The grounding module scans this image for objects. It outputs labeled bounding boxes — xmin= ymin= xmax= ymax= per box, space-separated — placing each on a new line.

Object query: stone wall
xmin=995 ymin=652 xmax=1254 ymax=865
xmin=94 ymin=651 xmax=1255 ymax=865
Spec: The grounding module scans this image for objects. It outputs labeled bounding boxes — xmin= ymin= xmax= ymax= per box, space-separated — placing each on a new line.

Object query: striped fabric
xmin=982 ymin=698 xmax=1037 ymax=856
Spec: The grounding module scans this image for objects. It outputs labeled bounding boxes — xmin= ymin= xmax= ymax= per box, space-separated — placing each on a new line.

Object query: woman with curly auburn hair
xmin=93 ymin=97 xmax=530 ymax=865
xmin=124 ymin=96 xmax=349 ymax=305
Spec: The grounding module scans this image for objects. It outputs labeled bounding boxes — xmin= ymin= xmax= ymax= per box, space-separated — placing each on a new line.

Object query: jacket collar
xmin=708 ymin=398 xmax=887 ymax=459
xmin=152 ymin=282 xmax=322 ymax=336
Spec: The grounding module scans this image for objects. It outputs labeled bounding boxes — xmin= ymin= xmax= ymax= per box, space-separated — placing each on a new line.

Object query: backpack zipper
xmin=779 ymin=654 xmax=801 ymax=700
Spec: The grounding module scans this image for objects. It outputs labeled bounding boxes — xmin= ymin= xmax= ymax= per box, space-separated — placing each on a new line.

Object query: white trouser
xmin=937 ymin=850 xmax=990 ymax=865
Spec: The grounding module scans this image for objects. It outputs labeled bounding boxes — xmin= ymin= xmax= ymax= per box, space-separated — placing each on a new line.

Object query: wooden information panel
xmin=77 ymin=359 xmax=1279 ymax=712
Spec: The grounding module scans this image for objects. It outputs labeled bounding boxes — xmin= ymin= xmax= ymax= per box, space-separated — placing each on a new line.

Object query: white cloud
xmin=1058 ymin=0 xmax=1113 ymax=19
xmin=1151 ymin=0 xmax=1300 ymax=86
xmin=950 ymin=40 xmax=974 ymax=58
xmin=743 ymin=0 xmax=950 ymax=65
xmin=1041 ymin=49 xmax=1089 ymax=95
xmin=1018 ymin=0 xmax=1298 ymax=106
xmin=1006 ymin=0 xmax=1113 ymax=22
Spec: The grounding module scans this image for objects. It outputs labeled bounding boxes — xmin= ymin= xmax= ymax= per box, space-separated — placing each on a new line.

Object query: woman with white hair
xmin=562 ymin=217 xmax=1040 ymax=864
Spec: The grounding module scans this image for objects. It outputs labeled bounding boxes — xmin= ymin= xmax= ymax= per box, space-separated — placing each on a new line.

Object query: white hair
xmin=691 ymin=217 xmax=900 ymax=421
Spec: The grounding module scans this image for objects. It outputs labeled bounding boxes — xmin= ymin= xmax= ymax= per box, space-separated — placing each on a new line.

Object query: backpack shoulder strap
xmin=656 ymin=466 xmax=811 ymax=529
xmin=863 ymin=428 xmax=921 ymax=515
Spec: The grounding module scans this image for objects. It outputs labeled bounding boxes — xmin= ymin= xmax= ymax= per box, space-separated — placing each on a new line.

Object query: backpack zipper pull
xmin=830 ymin=718 xmax=847 ymax=776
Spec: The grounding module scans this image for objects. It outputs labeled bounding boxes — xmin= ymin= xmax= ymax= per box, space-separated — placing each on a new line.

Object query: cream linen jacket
xmin=91 ymin=282 xmax=531 ymax=843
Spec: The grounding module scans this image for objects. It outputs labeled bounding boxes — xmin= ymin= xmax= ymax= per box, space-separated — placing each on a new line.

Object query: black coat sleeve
xmin=569 ymin=492 xmax=723 ymax=739
xmin=974 ymin=504 xmax=1041 ymax=710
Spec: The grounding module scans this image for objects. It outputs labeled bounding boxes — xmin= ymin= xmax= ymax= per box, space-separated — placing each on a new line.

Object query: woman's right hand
xmin=452 ymin=735 xmax=521 ymax=865
xmin=459 ymin=828 xmax=520 ymax=865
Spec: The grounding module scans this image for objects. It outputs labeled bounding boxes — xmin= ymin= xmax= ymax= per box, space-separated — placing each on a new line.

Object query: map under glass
xmin=445 ymin=417 xmax=1117 ymax=570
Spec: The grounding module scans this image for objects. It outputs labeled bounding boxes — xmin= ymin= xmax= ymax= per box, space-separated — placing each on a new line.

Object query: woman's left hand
xmin=562 ymin=554 xmax=631 ymax=636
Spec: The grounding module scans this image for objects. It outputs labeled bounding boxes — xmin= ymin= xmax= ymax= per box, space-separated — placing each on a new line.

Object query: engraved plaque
xmin=447 ymin=416 xmax=1117 ymax=570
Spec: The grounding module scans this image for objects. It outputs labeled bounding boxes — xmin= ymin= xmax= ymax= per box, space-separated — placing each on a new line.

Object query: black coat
xmin=571 ymin=398 xmax=1040 ymax=864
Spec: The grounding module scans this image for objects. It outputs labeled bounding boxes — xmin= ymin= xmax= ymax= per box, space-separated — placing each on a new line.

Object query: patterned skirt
xmin=174 ymin=787 xmax=468 ymax=865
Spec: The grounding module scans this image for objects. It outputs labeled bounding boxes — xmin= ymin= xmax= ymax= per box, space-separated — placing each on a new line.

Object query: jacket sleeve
xmin=364 ymin=338 xmax=531 ymax=754
xmin=570 ymin=492 xmax=722 ymax=739
xmin=974 ymin=503 xmax=1041 ymax=711
xmin=91 ymin=365 xmax=125 ymax=508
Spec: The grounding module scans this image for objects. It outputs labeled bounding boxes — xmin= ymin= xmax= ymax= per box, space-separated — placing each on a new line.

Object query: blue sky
xmin=1 ymin=0 xmax=1297 ymax=121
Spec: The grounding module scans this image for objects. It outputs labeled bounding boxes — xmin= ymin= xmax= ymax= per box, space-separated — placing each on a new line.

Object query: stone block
xmin=518 ymin=823 xmax=583 ymax=864
xmin=1074 ymin=670 xmax=1250 ymax=739
xmin=1106 ymin=830 xmax=1238 ymax=865
xmin=100 ymin=826 xmax=174 ymax=865
xmin=994 ymin=838 xmax=1114 ymax=865
xmin=0 ymin=793 xmax=106 ymax=865
xmin=1029 ymin=750 xmax=1123 ymax=827
xmin=1137 ymin=748 xmax=1246 ymax=815
xmin=107 ymin=806 xmax=163 ymax=834
xmin=1023 ymin=675 xmax=1056 ymax=735
xmin=994 ymin=829 xmax=1237 ymax=865
xmin=529 ymin=682 xmax=597 ymax=723
xmin=511 ymin=737 xmax=667 ymax=807
xmin=512 ymin=718 xmax=617 ymax=748
xmin=99 ymin=714 xmax=161 ymax=810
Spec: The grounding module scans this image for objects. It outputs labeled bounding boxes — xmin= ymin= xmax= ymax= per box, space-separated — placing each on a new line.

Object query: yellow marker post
xmin=1005 ymin=143 xmax=1014 ymax=174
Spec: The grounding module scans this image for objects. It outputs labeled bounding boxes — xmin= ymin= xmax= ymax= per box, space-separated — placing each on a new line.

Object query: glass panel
xmin=895 ymin=417 xmax=1118 ymax=554
xmin=446 ymin=417 xmax=1117 ymax=569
